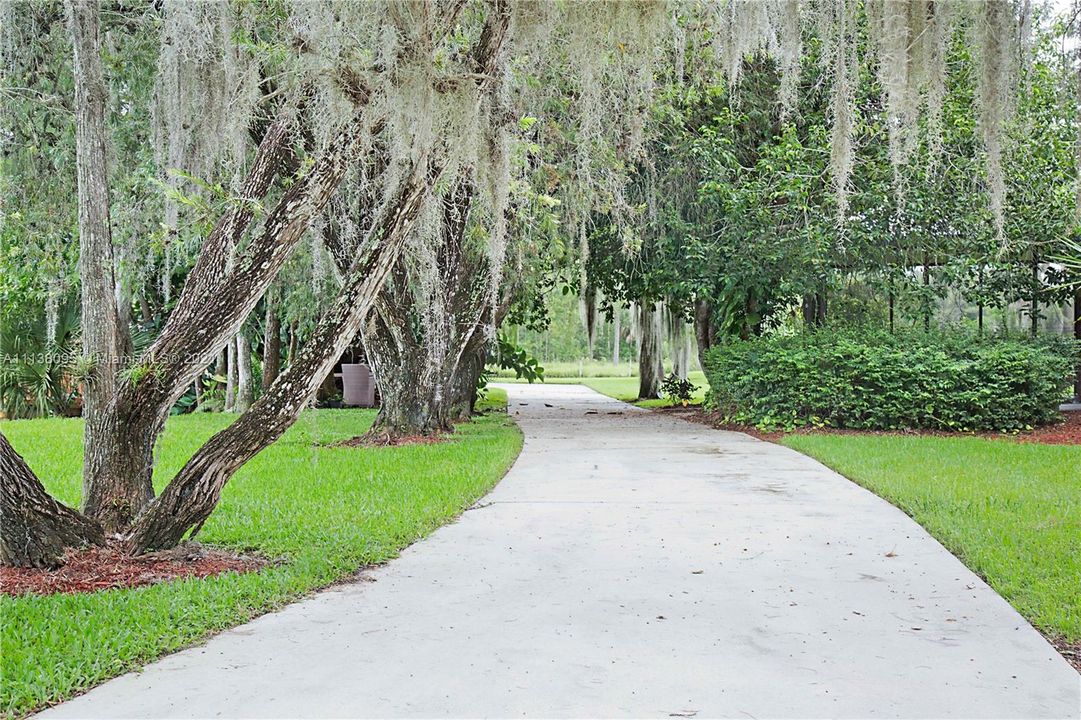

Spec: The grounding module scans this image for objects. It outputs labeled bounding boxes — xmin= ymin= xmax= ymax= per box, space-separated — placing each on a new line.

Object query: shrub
xmin=702 ymin=328 xmax=1077 ymax=432
xmin=660 ymin=372 xmax=697 ymax=406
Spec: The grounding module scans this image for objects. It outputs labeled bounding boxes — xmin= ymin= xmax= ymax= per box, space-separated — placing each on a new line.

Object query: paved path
xmin=42 ymin=384 xmax=1079 ymax=719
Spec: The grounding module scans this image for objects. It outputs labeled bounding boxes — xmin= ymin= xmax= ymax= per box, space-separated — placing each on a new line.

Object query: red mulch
xmin=656 ymin=407 xmax=1081 ymax=445
xmin=1015 ymin=410 xmax=1081 ymax=445
xmin=0 ymin=541 xmax=266 ymax=597
xmin=1051 ymin=637 xmax=1081 ymax=673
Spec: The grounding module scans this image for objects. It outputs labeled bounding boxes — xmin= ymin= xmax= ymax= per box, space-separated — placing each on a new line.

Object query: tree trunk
xmin=236 ymin=331 xmax=253 ymax=413
xmin=127 ymin=164 xmax=429 ymax=553
xmin=363 ymin=298 xmax=448 ymax=437
xmin=612 ymin=305 xmax=621 ymax=365
xmin=1074 ymin=288 xmax=1080 ymax=403
xmin=353 ymin=176 xmax=494 ymax=439
xmin=581 ymin=285 xmax=596 ymax=360
xmin=287 ymin=321 xmax=297 ymax=365
xmin=68 ymin=0 xmax=144 ymax=530
xmin=71 ymin=113 xmax=299 ymax=532
xmin=802 ymin=292 xmax=827 ymax=328
xmin=693 ymin=298 xmax=713 ymax=371
xmin=124 ymin=1 xmax=510 ymax=551
xmin=1 ymin=432 xmax=104 ymax=568
xmin=225 ymin=337 xmax=237 ymax=411
xmin=637 ymin=301 xmax=663 ymax=400
xmin=263 ymin=296 xmax=281 ymax=391
xmin=214 ymin=351 xmax=227 ymax=397
xmin=668 ymin=306 xmax=688 ymax=380
xmin=1030 ymin=251 xmax=1040 ymax=337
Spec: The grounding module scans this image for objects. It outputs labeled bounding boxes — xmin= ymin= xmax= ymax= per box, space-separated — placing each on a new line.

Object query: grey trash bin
xmin=341 ymin=363 xmax=377 ymax=407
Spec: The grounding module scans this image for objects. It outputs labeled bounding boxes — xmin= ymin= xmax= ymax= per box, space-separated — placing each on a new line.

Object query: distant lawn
xmin=498 ymin=371 xmax=710 ymax=407
xmin=782 ymin=434 xmax=1081 ymax=644
xmin=0 ymin=391 xmax=521 ymax=717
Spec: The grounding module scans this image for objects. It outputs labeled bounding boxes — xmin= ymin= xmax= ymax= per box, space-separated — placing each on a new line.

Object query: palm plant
xmin=0 ymin=299 xmax=81 ymax=418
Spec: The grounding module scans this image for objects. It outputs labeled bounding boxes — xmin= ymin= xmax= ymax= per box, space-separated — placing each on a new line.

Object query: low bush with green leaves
xmin=660 ymin=373 xmax=698 ymax=406
xmin=703 ymin=328 xmax=1077 ymax=431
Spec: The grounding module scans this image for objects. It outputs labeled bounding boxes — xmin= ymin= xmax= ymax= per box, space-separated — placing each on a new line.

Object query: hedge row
xmin=702 ymin=329 xmax=1077 ymax=431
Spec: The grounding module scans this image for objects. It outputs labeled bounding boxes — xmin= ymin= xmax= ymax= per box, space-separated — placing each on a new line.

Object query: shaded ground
xmin=0 ymin=542 xmax=264 ymax=597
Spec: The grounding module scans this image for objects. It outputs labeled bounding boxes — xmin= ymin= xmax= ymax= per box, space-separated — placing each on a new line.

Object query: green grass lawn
xmin=781 ymin=434 xmax=1081 ymax=643
xmin=0 ymin=390 xmax=521 ymax=717
xmin=496 ymin=371 xmax=710 ymax=407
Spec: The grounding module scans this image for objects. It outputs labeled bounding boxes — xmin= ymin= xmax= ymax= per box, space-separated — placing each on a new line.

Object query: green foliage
xmin=782 ymin=434 xmax=1081 ymax=642
xmin=0 ymin=299 xmax=80 ymax=419
xmin=491 ymin=334 xmax=545 ymax=383
xmin=0 ymin=397 xmax=522 ymax=716
xmin=703 ymin=329 xmax=1077 ymax=431
xmin=660 ymin=372 xmax=697 ymax=406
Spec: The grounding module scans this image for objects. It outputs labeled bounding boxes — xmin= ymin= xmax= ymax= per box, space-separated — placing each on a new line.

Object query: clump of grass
xmin=0 ymin=390 xmax=521 ymax=717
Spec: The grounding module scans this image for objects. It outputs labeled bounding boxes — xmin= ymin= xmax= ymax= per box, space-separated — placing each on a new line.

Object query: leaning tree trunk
xmin=80 ymin=109 xmax=369 ymax=533
xmin=1 ymin=432 xmax=104 ymax=568
xmin=638 ymin=301 xmax=663 ymax=400
xmin=68 ymin=0 xmax=143 ymax=530
xmin=125 ymin=0 xmax=510 ymax=551
xmin=126 ymin=164 xmax=429 ymax=553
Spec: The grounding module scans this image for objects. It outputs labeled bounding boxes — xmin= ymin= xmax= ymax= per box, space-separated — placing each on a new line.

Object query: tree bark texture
xmin=225 ymin=338 xmax=237 ymax=411
xmin=360 ymin=177 xmax=504 ymax=438
xmin=693 ymin=298 xmax=716 ymax=372
xmin=82 ymin=109 xmax=370 ymax=533
xmin=68 ymin=0 xmax=144 ymax=530
xmin=1 ymin=432 xmax=104 ymax=568
xmin=126 ymin=163 xmax=429 ymax=553
xmin=110 ymin=1 xmax=508 ymax=551
xmin=1074 ymin=289 xmax=1080 ymax=402
xmin=236 ymin=331 xmax=253 ymax=413
xmin=340 ymin=3 xmax=512 ymax=438
xmin=263 ymin=295 xmax=282 ymax=391
xmin=637 ymin=301 xmax=663 ymax=400
xmin=612 ymin=305 xmax=621 ymax=365
xmin=667 ymin=306 xmax=688 ymax=380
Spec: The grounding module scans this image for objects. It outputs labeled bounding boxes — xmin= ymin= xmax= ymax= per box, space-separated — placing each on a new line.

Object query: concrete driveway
xmin=40 ymin=383 xmax=1079 ymax=719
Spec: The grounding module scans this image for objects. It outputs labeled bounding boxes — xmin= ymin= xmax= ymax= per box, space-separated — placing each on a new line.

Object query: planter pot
xmin=340 ymin=363 xmax=377 ymax=408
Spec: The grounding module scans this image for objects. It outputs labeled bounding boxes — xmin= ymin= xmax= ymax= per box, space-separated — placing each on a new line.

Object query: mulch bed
xmin=655 ymin=407 xmax=1081 ymax=445
xmin=1050 ymin=637 xmax=1081 ymax=673
xmin=0 ymin=541 xmax=266 ymax=597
